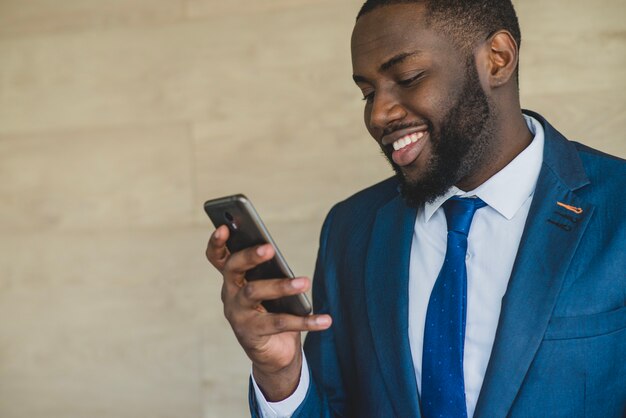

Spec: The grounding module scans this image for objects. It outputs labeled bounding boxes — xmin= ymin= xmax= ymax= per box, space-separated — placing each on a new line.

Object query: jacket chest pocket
xmin=511 ymin=306 xmax=626 ymax=418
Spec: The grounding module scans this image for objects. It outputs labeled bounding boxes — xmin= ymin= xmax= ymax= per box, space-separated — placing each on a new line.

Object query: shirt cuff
xmin=251 ymin=351 xmax=310 ymax=418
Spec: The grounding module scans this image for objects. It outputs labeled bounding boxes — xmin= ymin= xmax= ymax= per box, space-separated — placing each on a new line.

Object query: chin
xmin=400 ymin=164 xmax=428 ymax=183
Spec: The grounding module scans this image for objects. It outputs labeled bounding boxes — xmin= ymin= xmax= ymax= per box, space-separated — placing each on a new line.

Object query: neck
xmin=456 ymin=109 xmax=533 ymax=191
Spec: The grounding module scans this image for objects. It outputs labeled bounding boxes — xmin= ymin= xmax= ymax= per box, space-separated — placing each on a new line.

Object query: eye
xmin=362 ymin=91 xmax=375 ymax=103
xmin=397 ymin=72 xmax=424 ymax=86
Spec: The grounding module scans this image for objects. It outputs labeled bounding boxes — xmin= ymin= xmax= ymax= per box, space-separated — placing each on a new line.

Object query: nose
xmin=368 ymin=90 xmax=407 ymax=131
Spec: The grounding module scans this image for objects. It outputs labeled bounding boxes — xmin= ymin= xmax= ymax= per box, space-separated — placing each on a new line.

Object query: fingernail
xmin=256 ymin=246 xmax=266 ymax=256
xmin=291 ymin=278 xmax=306 ymax=289
xmin=315 ymin=316 xmax=331 ymax=326
xmin=214 ymin=229 xmax=221 ymax=239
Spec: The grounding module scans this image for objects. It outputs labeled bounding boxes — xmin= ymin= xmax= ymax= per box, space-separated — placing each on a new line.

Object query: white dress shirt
xmin=253 ymin=115 xmax=545 ymax=417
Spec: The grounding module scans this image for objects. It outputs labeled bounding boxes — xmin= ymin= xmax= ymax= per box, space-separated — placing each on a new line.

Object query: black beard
xmin=385 ymin=59 xmax=494 ymax=208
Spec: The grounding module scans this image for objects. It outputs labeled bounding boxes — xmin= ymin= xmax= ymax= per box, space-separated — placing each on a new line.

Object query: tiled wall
xmin=0 ymin=1 xmax=624 ymax=417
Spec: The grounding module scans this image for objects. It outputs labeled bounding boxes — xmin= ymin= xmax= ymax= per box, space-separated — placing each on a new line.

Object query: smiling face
xmin=351 ymin=3 xmax=497 ymax=206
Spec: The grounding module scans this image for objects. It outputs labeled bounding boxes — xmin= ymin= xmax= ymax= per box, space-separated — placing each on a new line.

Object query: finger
xmin=206 ymin=225 xmax=231 ymax=270
xmin=238 ymin=277 xmax=310 ymax=308
xmin=223 ymin=243 xmax=276 ymax=279
xmin=255 ymin=313 xmax=333 ymax=336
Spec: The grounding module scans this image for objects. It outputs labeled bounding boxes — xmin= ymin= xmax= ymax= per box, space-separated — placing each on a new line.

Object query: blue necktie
xmin=421 ymin=197 xmax=487 ymax=418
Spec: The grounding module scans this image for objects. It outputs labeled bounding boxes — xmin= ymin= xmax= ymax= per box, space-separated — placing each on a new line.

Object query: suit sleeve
xmin=248 ymin=205 xmax=349 ymax=417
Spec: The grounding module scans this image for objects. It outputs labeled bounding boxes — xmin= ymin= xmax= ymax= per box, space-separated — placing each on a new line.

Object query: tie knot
xmin=442 ymin=196 xmax=487 ymax=236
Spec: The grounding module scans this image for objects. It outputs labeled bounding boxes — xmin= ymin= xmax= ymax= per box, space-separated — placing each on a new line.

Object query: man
xmin=207 ymin=0 xmax=626 ymax=417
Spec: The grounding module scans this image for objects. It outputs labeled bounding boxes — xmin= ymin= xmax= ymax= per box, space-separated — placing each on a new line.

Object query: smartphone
xmin=204 ymin=194 xmax=312 ymax=316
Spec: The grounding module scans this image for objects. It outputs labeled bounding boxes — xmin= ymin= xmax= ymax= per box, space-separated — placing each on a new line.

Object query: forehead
xmin=351 ymin=4 xmax=457 ymax=72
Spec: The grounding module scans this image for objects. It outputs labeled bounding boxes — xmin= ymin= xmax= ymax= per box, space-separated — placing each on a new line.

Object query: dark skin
xmin=353 ymin=3 xmax=531 ymax=190
xmin=206 ymin=3 xmax=531 ymax=402
xmin=206 ymin=225 xmax=332 ymax=401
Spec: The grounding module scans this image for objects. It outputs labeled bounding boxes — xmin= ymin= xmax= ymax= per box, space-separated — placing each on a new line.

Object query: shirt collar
xmin=423 ymin=114 xmax=545 ymax=221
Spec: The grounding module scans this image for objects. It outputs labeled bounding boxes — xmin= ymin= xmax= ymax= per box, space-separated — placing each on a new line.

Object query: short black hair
xmin=356 ymin=0 xmax=521 ymax=54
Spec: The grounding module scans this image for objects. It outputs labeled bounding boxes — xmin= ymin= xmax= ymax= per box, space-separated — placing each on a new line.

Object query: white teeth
xmin=392 ymin=131 xmax=426 ymax=151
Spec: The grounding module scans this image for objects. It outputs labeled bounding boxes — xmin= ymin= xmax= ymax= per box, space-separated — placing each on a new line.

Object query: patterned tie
xmin=421 ymin=196 xmax=487 ymax=418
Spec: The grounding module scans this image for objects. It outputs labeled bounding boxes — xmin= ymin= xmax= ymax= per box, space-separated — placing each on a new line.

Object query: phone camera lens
xmin=224 ymin=212 xmax=237 ymax=230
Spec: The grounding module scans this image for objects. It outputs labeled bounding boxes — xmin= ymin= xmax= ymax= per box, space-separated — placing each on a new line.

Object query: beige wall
xmin=0 ymin=1 xmax=624 ymax=417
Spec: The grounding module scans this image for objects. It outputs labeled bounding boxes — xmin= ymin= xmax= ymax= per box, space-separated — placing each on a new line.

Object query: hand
xmin=206 ymin=225 xmax=332 ymax=401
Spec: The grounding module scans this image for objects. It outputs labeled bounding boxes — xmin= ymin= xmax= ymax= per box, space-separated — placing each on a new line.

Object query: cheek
xmin=406 ymin=92 xmax=440 ymax=123
xmin=402 ymin=74 xmax=461 ymax=125
xmin=363 ymin=105 xmax=379 ymax=138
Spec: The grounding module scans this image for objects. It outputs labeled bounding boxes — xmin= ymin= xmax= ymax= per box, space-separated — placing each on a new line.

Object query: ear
xmin=485 ymin=30 xmax=518 ymax=88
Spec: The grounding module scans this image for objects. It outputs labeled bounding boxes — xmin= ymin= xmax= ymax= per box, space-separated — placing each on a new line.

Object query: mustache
xmin=381 ymin=120 xmax=431 ymax=137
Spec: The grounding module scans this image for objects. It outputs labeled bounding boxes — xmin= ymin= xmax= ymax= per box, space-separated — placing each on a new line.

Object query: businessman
xmin=207 ymin=0 xmax=626 ymax=417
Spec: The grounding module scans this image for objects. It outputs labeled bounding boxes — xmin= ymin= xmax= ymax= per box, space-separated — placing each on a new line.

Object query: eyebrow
xmin=352 ymin=50 xmax=422 ymax=84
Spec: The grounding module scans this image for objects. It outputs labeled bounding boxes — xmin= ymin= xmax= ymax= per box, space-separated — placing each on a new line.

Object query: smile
xmin=392 ymin=131 xmax=425 ymax=151
xmin=381 ymin=128 xmax=429 ymax=167
xmin=380 ymin=125 xmax=430 ymax=167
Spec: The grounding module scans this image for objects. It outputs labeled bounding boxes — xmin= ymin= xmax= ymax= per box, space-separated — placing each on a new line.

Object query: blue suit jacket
xmin=250 ymin=112 xmax=626 ymax=417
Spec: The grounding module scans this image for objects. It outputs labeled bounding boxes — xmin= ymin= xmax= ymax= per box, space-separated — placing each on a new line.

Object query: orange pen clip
xmin=557 ymin=201 xmax=583 ymax=214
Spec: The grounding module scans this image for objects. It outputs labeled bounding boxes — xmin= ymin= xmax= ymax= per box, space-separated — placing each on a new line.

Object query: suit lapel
xmin=364 ymin=194 xmax=422 ymax=418
xmin=474 ymin=114 xmax=595 ymax=417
